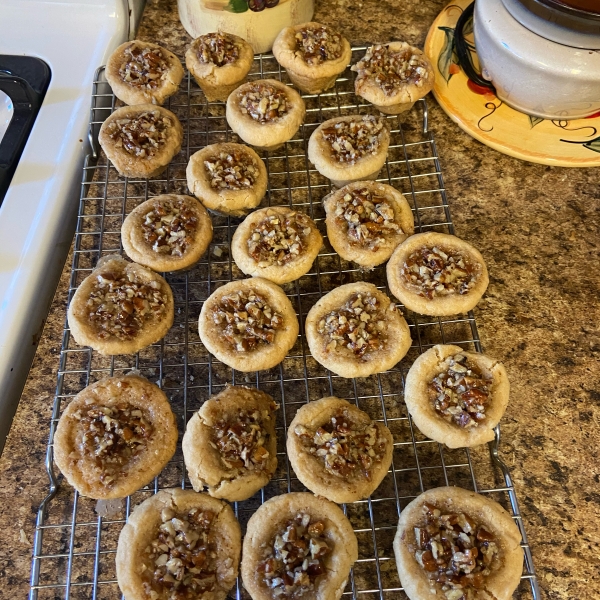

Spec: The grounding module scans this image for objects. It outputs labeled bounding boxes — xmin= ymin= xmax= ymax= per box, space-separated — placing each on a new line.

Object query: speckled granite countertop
xmin=1 ymin=1 xmax=598 ymax=598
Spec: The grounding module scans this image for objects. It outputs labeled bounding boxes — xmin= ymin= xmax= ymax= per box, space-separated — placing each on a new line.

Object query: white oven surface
xmin=0 ymin=0 xmax=131 ymax=448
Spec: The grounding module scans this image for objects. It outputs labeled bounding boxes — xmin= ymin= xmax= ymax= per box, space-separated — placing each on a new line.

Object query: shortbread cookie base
xmin=121 ymin=194 xmax=213 ymax=272
xmin=198 ymin=277 xmax=299 ymax=372
xmin=394 ymin=486 xmax=523 ymax=600
xmin=353 ymin=42 xmax=435 ymax=112
xmin=182 ymin=385 xmax=278 ymax=502
xmin=231 ymin=206 xmax=323 ymax=284
xmin=307 ymin=115 xmax=390 ymax=187
xmin=287 ymin=396 xmax=394 ymax=503
xmin=386 ymin=231 xmax=489 ymax=316
xmin=305 ymin=281 xmax=411 ymax=378
xmin=226 ymin=78 xmax=306 ymax=151
xmin=98 ymin=104 xmax=183 ymax=179
xmin=272 ymin=23 xmax=352 ymax=95
xmin=105 ymin=41 xmax=184 ymax=106
xmin=324 ymin=181 xmax=414 ymax=267
xmin=186 ymin=143 xmax=268 ymax=217
xmin=53 ymin=374 xmax=177 ymax=499
xmin=185 ymin=33 xmax=254 ymax=103
xmin=116 ymin=489 xmax=241 ymax=600
xmin=241 ymin=492 xmax=358 ymax=600
xmin=67 ymin=255 xmax=174 ymax=355
xmin=404 ymin=344 xmax=510 ymax=448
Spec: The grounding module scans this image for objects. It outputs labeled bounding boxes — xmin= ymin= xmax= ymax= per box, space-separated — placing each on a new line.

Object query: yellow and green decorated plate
xmin=425 ymin=0 xmax=600 ymax=167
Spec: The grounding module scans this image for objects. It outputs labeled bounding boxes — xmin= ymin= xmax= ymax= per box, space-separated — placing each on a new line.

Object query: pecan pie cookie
xmin=186 ymin=142 xmax=268 ymax=217
xmin=241 ymin=492 xmax=358 ymax=600
xmin=53 ymin=374 xmax=177 ymax=499
xmin=287 ymin=397 xmax=393 ymax=503
xmin=122 ymin=194 xmax=213 ymax=272
xmin=99 ymin=104 xmax=183 ymax=179
xmin=116 ymin=488 xmax=241 ymax=600
xmin=185 ymin=32 xmax=254 ymax=102
xmin=105 ymin=40 xmax=184 ymax=106
xmin=272 ymin=22 xmax=352 ymax=94
xmin=352 ymin=42 xmax=435 ymax=115
xmin=404 ymin=345 xmax=510 ymax=448
xmin=182 ymin=385 xmax=278 ymax=502
xmin=386 ymin=232 xmax=489 ymax=316
xmin=67 ymin=255 xmax=174 ymax=355
xmin=198 ymin=277 xmax=299 ymax=372
xmin=305 ymin=282 xmax=411 ymax=378
xmin=307 ymin=114 xmax=390 ymax=187
xmin=226 ymin=79 xmax=306 ymax=151
xmin=324 ymin=181 xmax=414 ymax=267
xmin=394 ymin=486 xmax=523 ymax=600
xmin=231 ymin=206 xmax=322 ymax=284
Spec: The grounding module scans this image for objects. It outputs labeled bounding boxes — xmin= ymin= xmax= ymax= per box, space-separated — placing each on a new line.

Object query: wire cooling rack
xmin=29 ymin=48 xmax=540 ymax=600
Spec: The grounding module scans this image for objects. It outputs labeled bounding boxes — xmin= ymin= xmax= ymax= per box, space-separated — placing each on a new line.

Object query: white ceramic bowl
xmin=474 ymin=0 xmax=600 ymax=119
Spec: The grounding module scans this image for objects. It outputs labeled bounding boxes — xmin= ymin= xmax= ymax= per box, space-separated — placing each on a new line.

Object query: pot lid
xmin=502 ymin=0 xmax=600 ymax=48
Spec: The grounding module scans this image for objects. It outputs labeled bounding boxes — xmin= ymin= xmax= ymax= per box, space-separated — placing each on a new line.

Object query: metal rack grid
xmin=29 ymin=48 xmax=539 ymax=600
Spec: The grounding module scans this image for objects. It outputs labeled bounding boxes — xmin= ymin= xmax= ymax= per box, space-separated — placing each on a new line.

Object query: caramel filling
xmin=258 ymin=513 xmax=332 ymax=596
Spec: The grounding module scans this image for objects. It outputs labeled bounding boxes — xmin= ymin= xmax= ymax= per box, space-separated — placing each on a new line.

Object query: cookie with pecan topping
xmin=231 ymin=206 xmax=322 ymax=284
xmin=53 ymin=374 xmax=177 ymax=499
xmin=305 ymin=282 xmax=411 ymax=378
xmin=386 ymin=232 xmax=489 ymax=316
xmin=198 ymin=277 xmax=299 ymax=372
xmin=122 ymin=194 xmax=213 ymax=272
xmin=99 ymin=104 xmax=183 ymax=179
xmin=287 ymin=396 xmax=394 ymax=503
xmin=185 ymin=32 xmax=254 ymax=102
xmin=226 ymin=79 xmax=306 ymax=151
xmin=105 ymin=40 xmax=184 ymax=106
xmin=241 ymin=492 xmax=358 ymax=600
xmin=324 ymin=181 xmax=414 ymax=267
xmin=116 ymin=488 xmax=241 ymax=600
xmin=352 ymin=42 xmax=435 ymax=115
xmin=394 ymin=486 xmax=523 ymax=600
xmin=308 ymin=114 xmax=390 ymax=187
xmin=404 ymin=345 xmax=510 ymax=448
xmin=67 ymin=255 xmax=174 ymax=355
xmin=182 ymin=385 xmax=278 ymax=502
xmin=272 ymin=22 xmax=352 ymax=94
xmin=186 ymin=142 xmax=268 ymax=216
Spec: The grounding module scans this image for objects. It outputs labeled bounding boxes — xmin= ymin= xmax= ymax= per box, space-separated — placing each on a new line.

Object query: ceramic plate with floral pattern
xmin=425 ymin=0 xmax=600 ymax=167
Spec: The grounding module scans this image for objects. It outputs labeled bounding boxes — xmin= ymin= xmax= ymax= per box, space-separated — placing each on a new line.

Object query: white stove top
xmin=0 ymin=0 xmax=132 ymax=450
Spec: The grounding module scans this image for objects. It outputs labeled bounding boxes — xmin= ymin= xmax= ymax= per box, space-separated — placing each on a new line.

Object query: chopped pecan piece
xmin=196 ymin=32 xmax=240 ymax=67
xmin=353 ymin=44 xmax=431 ymax=95
xmin=317 ymin=292 xmax=389 ymax=358
xmin=258 ymin=513 xmax=332 ymax=596
xmin=213 ymin=409 xmax=272 ymax=471
xmin=142 ymin=507 xmax=217 ymax=598
xmin=142 ymin=198 xmax=198 ymax=257
xmin=107 ymin=110 xmax=172 ymax=158
xmin=295 ymin=411 xmax=387 ymax=480
xmin=119 ymin=44 xmax=169 ymax=89
xmin=335 ymin=187 xmax=401 ymax=250
xmin=86 ymin=271 xmax=168 ymax=340
xmin=428 ymin=353 xmax=492 ymax=428
xmin=212 ymin=290 xmax=284 ymax=352
xmin=401 ymin=245 xmax=480 ymax=299
xmin=203 ymin=151 xmax=259 ymax=190
xmin=321 ymin=116 xmax=386 ymax=164
xmin=239 ymin=83 xmax=289 ymax=123
xmin=79 ymin=403 xmax=153 ymax=485
xmin=294 ymin=24 xmax=343 ymax=65
xmin=247 ymin=210 xmax=312 ymax=266
xmin=412 ymin=505 xmax=499 ymax=600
